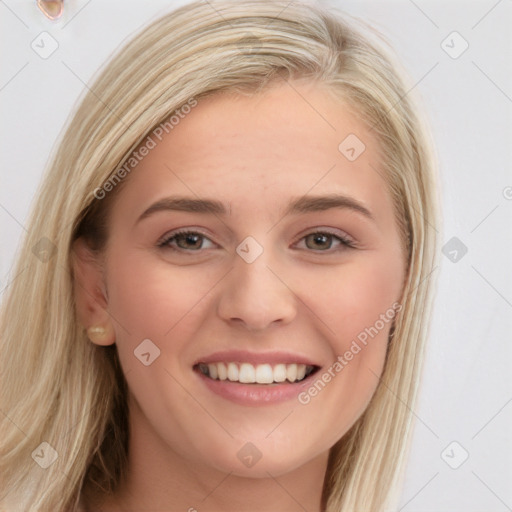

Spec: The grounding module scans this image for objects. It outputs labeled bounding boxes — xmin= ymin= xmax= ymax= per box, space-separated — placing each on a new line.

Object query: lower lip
xmin=195 ymin=369 xmax=319 ymax=406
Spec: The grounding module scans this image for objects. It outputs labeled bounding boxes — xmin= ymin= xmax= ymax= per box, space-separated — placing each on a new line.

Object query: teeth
xmin=255 ymin=364 xmax=273 ymax=384
xmin=208 ymin=364 xmax=218 ymax=380
xmin=198 ymin=362 xmax=314 ymax=384
xmin=286 ymin=364 xmax=297 ymax=382
xmin=217 ymin=362 xmax=227 ymax=381
xmin=273 ymin=364 xmax=287 ymax=382
xmin=239 ymin=363 xmax=256 ymax=383
xmin=227 ymin=362 xmax=239 ymax=381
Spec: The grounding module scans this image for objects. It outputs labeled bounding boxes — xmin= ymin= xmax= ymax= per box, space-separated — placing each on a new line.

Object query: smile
xmin=196 ymin=362 xmax=317 ymax=384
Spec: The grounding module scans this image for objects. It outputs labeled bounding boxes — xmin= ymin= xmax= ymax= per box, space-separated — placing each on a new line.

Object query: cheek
xmin=297 ymin=253 xmax=404 ymax=350
xmin=292 ymin=252 xmax=404 ymax=430
xmin=104 ymin=250 xmax=219 ymax=357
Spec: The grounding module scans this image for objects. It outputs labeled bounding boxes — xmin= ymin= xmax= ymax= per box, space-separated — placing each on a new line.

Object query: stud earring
xmin=37 ymin=0 xmax=64 ymax=20
xmin=86 ymin=325 xmax=113 ymax=345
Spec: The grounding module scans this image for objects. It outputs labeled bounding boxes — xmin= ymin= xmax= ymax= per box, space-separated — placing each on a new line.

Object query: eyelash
xmin=156 ymin=228 xmax=356 ymax=253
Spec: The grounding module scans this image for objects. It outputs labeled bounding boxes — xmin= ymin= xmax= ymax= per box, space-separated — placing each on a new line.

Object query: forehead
xmin=111 ymin=80 xmax=394 ymax=224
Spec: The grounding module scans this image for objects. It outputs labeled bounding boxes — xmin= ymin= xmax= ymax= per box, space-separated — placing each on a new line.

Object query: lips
xmin=193 ymin=351 xmax=322 ymax=405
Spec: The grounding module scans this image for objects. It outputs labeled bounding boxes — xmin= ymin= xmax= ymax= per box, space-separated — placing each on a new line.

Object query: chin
xmin=202 ymin=440 xmax=318 ymax=478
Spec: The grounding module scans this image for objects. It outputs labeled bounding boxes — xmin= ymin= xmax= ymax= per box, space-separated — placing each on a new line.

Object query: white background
xmin=1 ymin=1 xmax=511 ymax=510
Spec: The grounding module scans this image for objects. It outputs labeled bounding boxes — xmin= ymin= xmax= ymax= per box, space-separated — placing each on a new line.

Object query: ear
xmin=71 ymin=237 xmax=115 ymax=346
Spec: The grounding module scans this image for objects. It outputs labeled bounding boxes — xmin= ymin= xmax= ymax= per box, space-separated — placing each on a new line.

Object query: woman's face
xmin=94 ymin=80 xmax=406 ymax=477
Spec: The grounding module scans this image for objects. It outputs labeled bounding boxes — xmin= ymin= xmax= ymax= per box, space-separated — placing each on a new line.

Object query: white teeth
xmin=273 ymin=364 xmax=287 ymax=382
xmin=239 ymin=363 xmax=256 ymax=383
xmin=198 ymin=362 xmax=315 ymax=384
xmin=217 ymin=362 xmax=227 ymax=381
xmin=286 ymin=364 xmax=297 ymax=382
xmin=255 ymin=364 xmax=274 ymax=384
xmin=227 ymin=362 xmax=239 ymax=381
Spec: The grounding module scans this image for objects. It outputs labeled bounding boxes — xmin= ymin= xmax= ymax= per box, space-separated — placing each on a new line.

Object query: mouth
xmin=193 ymin=362 xmax=319 ymax=385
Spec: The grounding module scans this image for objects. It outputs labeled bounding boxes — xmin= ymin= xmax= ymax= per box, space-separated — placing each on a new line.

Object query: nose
xmin=216 ymin=250 xmax=297 ymax=332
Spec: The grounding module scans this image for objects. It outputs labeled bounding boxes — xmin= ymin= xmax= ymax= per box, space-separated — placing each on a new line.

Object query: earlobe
xmin=71 ymin=237 xmax=116 ymax=346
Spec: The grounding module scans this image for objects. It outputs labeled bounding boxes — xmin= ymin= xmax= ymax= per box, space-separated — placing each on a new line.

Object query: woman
xmin=0 ymin=1 xmax=439 ymax=510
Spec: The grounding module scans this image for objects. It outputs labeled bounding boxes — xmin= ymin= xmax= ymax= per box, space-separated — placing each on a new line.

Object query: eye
xmin=295 ymin=230 xmax=354 ymax=252
xmin=157 ymin=230 xmax=215 ymax=251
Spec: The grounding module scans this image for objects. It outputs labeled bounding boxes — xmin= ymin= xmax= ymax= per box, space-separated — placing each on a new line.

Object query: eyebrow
xmin=284 ymin=194 xmax=374 ymax=220
xmin=136 ymin=193 xmax=374 ymax=224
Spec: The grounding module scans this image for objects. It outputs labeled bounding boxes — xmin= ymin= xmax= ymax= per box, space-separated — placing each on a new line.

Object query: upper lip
xmin=193 ymin=350 xmax=321 ymax=367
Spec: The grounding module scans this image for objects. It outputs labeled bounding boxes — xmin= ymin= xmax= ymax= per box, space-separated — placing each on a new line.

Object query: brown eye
xmin=295 ymin=230 xmax=354 ymax=253
xmin=304 ymin=233 xmax=334 ymax=250
xmin=158 ymin=231 xmax=214 ymax=251
xmin=174 ymin=233 xmax=204 ymax=250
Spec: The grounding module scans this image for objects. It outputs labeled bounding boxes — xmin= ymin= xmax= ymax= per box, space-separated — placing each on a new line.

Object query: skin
xmin=74 ymin=79 xmax=407 ymax=512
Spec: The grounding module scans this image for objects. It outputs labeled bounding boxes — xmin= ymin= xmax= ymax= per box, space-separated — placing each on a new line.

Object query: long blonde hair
xmin=0 ymin=1 xmax=439 ymax=510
